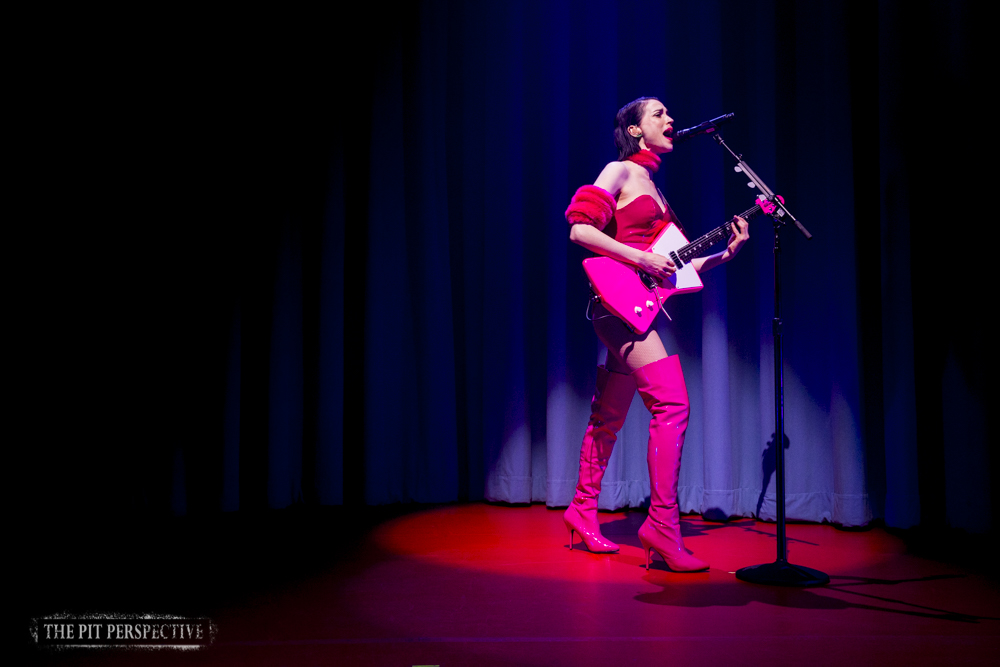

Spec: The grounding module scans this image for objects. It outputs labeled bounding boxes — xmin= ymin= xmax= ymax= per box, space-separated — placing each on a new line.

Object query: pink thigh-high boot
xmin=563 ymin=365 xmax=636 ymax=553
xmin=632 ymin=356 xmax=709 ymax=572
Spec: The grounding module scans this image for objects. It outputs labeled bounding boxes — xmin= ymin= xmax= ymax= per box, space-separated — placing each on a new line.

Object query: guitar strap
xmin=657 ymin=188 xmax=688 ymax=238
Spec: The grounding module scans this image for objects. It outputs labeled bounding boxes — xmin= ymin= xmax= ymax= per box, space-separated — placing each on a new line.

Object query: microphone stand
xmin=710 ymin=132 xmax=828 ymax=587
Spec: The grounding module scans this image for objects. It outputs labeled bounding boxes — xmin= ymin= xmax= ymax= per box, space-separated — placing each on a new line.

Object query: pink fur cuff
xmin=565 ymin=185 xmax=616 ymax=230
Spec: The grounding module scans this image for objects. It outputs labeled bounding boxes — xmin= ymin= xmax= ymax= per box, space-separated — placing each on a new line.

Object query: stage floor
xmin=27 ymin=503 xmax=1000 ymax=665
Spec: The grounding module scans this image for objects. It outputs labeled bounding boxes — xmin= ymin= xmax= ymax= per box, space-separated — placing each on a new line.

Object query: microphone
xmin=672 ymin=113 xmax=735 ymax=143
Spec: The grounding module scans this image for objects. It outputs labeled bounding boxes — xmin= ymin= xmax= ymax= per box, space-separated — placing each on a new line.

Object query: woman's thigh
xmin=592 ymin=304 xmax=668 ymax=374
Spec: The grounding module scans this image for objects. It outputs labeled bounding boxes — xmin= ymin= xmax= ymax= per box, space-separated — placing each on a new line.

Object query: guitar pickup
xmin=669 ymin=251 xmax=684 ymax=268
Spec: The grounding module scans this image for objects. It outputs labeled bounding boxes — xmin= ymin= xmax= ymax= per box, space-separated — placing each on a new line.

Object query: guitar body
xmin=583 ymin=222 xmax=703 ymax=334
xmin=581 ymin=195 xmax=775 ymax=334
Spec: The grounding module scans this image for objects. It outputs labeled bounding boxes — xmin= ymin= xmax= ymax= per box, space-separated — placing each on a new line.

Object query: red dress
xmin=609 ymin=194 xmax=682 ymax=250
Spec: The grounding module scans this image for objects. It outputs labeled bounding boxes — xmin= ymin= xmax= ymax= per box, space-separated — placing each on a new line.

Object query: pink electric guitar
xmin=584 ymin=195 xmax=781 ymax=334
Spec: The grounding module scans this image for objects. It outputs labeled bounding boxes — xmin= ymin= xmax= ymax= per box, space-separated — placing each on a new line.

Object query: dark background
xmin=15 ymin=0 xmax=992 ymax=614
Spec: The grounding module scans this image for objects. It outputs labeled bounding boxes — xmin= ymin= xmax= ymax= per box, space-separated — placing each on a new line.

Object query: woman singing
xmin=563 ymin=97 xmax=749 ymax=572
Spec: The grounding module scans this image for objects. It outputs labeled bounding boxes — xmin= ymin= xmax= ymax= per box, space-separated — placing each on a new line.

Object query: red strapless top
xmin=610 ymin=194 xmax=679 ymax=249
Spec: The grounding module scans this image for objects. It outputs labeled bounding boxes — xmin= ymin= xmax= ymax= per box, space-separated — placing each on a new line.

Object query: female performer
xmin=563 ymin=97 xmax=749 ymax=572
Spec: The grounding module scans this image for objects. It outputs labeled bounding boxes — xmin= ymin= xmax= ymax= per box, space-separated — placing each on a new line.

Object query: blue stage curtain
xmin=206 ymin=0 xmax=988 ymax=531
xmin=29 ymin=1 xmax=989 ymax=535
xmin=332 ymin=0 xmax=879 ymax=525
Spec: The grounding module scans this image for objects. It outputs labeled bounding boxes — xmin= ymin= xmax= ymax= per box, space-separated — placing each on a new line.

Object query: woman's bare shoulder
xmin=594 ymin=161 xmax=631 ymax=194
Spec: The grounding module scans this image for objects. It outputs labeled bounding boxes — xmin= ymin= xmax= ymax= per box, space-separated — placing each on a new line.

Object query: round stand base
xmin=736 ymin=560 xmax=829 ymax=587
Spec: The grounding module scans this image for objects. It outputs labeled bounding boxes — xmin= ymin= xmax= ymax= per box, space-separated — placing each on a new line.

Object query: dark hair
xmin=614 ymin=96 xmax=659 ymax=161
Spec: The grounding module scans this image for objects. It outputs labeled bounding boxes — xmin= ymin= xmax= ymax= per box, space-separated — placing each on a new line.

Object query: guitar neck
xmin=676 ymin=203 xmax=762 ymax=262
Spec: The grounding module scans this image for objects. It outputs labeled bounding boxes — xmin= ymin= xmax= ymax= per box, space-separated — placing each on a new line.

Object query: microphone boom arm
xmin=712 ymin=133 xmax=812 ymax=239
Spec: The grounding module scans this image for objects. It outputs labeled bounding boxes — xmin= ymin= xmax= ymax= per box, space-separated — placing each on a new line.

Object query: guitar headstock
xmin=757 ymin=194 xmax=785 ymax=217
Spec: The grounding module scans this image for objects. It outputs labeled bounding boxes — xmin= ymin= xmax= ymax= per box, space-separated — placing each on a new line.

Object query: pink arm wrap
xmin=565 ymin=185 xmax=616 ymax=231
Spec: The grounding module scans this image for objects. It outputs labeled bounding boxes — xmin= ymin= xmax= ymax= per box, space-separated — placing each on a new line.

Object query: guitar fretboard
xmin=676 ymin=203 xmax=763 ymax=263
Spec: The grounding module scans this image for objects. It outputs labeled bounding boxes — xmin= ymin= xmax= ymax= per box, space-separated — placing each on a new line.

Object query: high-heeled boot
xmin=632 ymin=356 xmax=709 ymax=572
xmin=563 ymin=365 xmax=636 ymax=553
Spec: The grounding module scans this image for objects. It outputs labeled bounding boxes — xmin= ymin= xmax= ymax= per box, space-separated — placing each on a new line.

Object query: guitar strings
xmin=677 ymin=205 xmax=761 ymax=261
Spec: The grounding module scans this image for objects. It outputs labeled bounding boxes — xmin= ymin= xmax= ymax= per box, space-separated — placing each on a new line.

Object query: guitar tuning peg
xmin=734 ymin=166 xmax=743 ymax=173
xmin=747 ymin=182 xmax=756 ymax=188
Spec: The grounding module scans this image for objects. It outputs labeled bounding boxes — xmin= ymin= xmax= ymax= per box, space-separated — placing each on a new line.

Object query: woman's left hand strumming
xmin=725 ymin=216 xmax=749 ymax=259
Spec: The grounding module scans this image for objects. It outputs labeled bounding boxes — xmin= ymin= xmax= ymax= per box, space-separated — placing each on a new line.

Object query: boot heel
xmin=640 ymin=535 xmax=654 ymax=570
xmin=638 ymin=520 xmax=709 ymax=572
xmin=563 ymin=507 xmax=619 ymax=553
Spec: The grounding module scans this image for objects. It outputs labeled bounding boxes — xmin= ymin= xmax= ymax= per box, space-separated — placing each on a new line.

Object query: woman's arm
xmin=569 ymin=223 xmax=651 ymax=266
xmin=690 ymin=217 xmax=749 ymax=272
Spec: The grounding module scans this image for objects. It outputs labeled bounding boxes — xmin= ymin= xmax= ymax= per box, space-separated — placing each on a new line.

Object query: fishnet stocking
xmin=592 ymin=303 xmax=668 ymax=374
